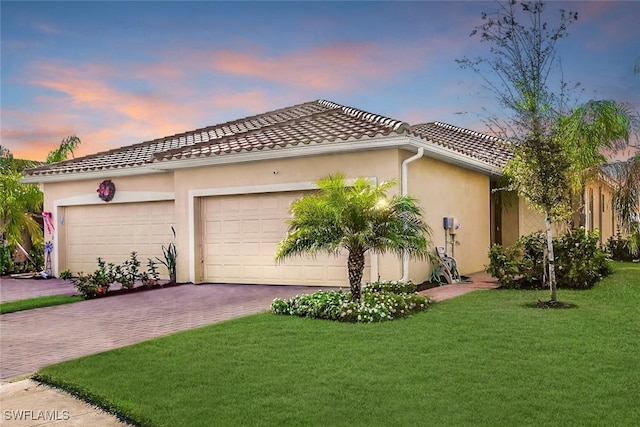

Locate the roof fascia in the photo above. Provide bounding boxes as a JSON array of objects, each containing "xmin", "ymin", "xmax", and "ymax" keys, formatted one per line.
[
  {"xmin": 20, "ymin": 134, "xmax": 505, "ymax": 184},
  {"xmin": 408, "ymin": 136, "xmax": 503, "ymax": 177},
  {"xmin": 150, "ymin": 136, "xmax": 410, "ymax": 171},
  {"xmin": 20, "ymin": 165, "xmax": 169, "ymax": 185}
]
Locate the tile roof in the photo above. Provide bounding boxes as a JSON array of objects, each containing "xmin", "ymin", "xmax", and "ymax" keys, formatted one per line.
[
  {"xmin": 410, "ymin": 122, "xmax": 513, "ymax": 169},
  {"xmin": 22, "ymin": 100, "xmax": 512, "ymax": 179},
  {"xmin": 23, "ymin": 100, "xmax": 409, "ymax": 178}
]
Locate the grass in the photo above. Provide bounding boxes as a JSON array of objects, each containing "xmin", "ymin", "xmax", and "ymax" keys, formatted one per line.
[
  {"xmin": 0, "ymin": 295, "xmax": 83, "ymax": 314},
  {"xmin": 36, "ymin": 262, "xmax": 640, "ymax": 426}
]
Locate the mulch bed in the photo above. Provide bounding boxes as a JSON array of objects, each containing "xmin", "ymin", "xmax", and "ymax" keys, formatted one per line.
[{"xmin": 85, "ymin": 282, "xmax": 184, "ymax": 299}]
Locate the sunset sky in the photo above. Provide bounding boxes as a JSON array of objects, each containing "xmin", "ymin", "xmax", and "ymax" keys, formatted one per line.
[{"xmin": 2, "ymin": 1, "xmax": 639, "ymax": 162}]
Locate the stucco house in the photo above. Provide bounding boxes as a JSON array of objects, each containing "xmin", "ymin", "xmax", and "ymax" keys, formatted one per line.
[{"xmin": 21, "ymin": 99, "xmax": 618, "ymax": 286}]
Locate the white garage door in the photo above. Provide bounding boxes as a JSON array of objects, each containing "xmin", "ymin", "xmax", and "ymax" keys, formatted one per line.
[
  {"xmin": 202, "ymin": 192, "xmax": 370, "ymax": 286},
  {"xmin": 63, "ymin": 201, "xmax": 175, "ymax": 274}
]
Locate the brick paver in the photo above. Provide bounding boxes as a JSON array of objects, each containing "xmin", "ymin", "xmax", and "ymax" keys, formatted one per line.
[
  {"xmin": 0, "ymin": 273, "xmax": 499, "ymax": 381},
  {"xmin": 0, "ymin": 277, "xmax": 77, "ymax": 303},
  {"xmin": 0, "ymin": 273, "xmax": 499, "ymax": 426},
  {"xmin": 0, "ymin": 283, "xmax": 320, "ymax": 381}
]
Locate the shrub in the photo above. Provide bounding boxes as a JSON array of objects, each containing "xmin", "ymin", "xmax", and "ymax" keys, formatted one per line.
[
  {"xmin": 112, "ymin": 252, "xmax": 140, "ymax": 289},
  {"xmin": 67, "ymin": 270, "xmax": 111, "ymax": 299},
  {"xmin": 271, "ymin": 282, "xmax": 431, "ymax": 323},
  {"xmin": 363, "ymin": 280, "xmax": 417, "ymax": 294},
  {"xmin": 486, "ymin": 243, "xmax": 521, "ymax": 288},
  {"xmin": 0, "ymin": 245, "xmax": 14, "ymax": 276},
  {"xmin": 606, "ymin": 231, "xmax": 637, "ymax": 261},
  {"xmin": 554, "ymin": 229, "xmax": 612, "ymax": 288},
  {"xmin": 486, "ymin": 228, "xmax": 611, "ymax": 290},
  {"xmin": 60, "ymin": 253, "xmax": 166, "ymax": 299}
]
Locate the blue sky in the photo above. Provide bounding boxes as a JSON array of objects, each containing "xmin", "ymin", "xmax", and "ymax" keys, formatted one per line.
[{"xmin": 2, "ymin": 1, "xmax": 639, "ymax": 161}]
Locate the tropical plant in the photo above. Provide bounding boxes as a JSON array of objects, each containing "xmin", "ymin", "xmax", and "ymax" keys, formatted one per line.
[
  {"xmin": 0, "ymin": 169, "xmax": 44, "ymax": 247},
  {"xmin": 0, "ymin": 137, "xmax": 82, "ymax": 274},
  {"xmin": 45, "ymin": 135, "xmax": 81, "ymax": 164},
  {"xmin": 156, "ymin": 227, "xmax": 177, "ymax": 283},
  {"xmin": 275, "ymin": 174, "xmax": 432, "ymax": 301},
  {"xmin": 459, "ymin": 0, "xmax": 639, "ymax": 302}
]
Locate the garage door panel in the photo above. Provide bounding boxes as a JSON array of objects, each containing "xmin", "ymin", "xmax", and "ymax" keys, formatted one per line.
[
  {"xmin": 202, "ymin": 192, "xmax": 369, "ymax": 286},
  {"xmin": 64, "ymin": 201, "xmax": 175, "ymax": 275}
]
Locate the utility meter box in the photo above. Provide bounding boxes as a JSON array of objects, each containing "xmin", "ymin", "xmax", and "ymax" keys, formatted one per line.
[{"xmin": 443, "ymin": 217, "xmax": 454, "ymax": 230}]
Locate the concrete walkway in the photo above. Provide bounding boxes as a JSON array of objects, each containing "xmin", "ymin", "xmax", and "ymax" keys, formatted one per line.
[{"xmin": 0, "ymin": 273, "xmax": 497, "ymax": 426}]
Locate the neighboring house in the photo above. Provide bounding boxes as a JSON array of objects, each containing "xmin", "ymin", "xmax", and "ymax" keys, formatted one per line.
[
  {"xmin": 21, "ymin": 99, "xmax": 615, "ymax": 286},
  {"xmin": 496, "ymin": 171, "xmax": 621, "ymax": 248}
]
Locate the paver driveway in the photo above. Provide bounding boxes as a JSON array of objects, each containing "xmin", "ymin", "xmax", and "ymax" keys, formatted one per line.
[{"xmin": 0, "ymin": 283, "xmax": 320, "ymax": 381}]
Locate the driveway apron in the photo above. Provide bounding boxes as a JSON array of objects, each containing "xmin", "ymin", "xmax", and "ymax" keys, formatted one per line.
[{"xmin": 0, "ymin": 283, "xmax": 319, "ymax": 381}]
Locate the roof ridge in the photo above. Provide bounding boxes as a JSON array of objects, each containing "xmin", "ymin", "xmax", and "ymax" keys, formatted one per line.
[
  {"xmin": 23, "ymin": 100, "xmax": 326, "ymax": 176},
  {"xmin": 152, "ymin": 104, "xmax": 393, "ymax": 162},
  {"xmin": 129, "ymin": 99, "xmax": 324, "ymax": 148},
  {"xmin": 317, "ymin": 100, "xmax": 410, "ymax": 132},
  {"xmin": 428, "ymin": 121, "xmax": 508, "ymax": 144}
]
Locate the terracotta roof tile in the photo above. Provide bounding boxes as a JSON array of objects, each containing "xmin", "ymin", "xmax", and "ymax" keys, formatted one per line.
[
  {"xmin": 410, "ymin": 122, "xmax": 513, "ymax": 169},
  {"xmin": 23, "ymin": 100, "xmax": 408, "ymax": 177},
  {"xmin": 23, "ymin": 100, "xmax": 513, "ymax": 179}
]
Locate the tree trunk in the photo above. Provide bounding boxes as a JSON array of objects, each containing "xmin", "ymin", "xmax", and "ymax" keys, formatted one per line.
[
  {"xmin": 347, "ymin": 250, "xmax": 365, "ymax": 301},
  {"xmin": 544, "ymin": 213, "xmax": 558, "ymax": 302}
]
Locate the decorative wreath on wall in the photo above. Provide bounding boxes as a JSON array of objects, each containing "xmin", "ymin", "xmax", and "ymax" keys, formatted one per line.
[{"xmin": 97, "ymin": 180, "xmax": 116, "ymax": 202}]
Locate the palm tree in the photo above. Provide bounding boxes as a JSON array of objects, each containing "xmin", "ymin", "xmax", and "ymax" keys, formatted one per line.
[
  {"xmin": 0, "ymin": 137, "xmax": 82, "ymax": 273},
  {"xmin": 45, "ymin": 135, "xmax": 81, "ymax": 164},
  {"xmin": 275, "ymin": 174, "xmax": 432, "ymax": 301},
  {"xmin": 0, "ymin": 169, "xmax": 44, "ymax": 247}
]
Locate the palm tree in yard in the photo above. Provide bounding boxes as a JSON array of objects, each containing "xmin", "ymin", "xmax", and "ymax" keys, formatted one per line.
[
  {"xmin": 1, "ymin": 137, "xmax": 82, "ymax": 273},
  {"xmin": 275, "ymin": 174, "xmax": 432, "ymax": 301}
]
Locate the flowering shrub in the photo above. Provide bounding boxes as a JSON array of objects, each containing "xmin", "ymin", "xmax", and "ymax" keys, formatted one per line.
[
  {"xmin": 271, "ymin": 281, "xmax": 432, "ymax": 323},
  {"xmin": 363, "ymin": 280, "xmax": 417, "ymax": 294}
]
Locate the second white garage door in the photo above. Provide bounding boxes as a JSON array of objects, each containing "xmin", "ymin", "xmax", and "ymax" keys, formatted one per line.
[{"xmin": 201, "ymin": 192, "xmax": 370, "ymax": 286}]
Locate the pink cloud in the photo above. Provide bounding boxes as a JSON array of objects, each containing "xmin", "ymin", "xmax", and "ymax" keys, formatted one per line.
[
  {"xmin": 3, "ymin": 39, "xmax": 432, "ymax": 161},
  {"xmin": 209, "ymin": 43, "xmax": 421, "ymax": 90}
]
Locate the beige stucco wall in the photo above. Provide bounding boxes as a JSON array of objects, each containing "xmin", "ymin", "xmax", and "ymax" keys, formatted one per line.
[
  {"xmin": 42, "ymin": 173, "xmax": 175, "ymax": 275},
  {"xmin": 498, "ymin": 177, "xmax": 618, "ymax": 248},
  {"xmin": 406, "ymin": 154, "xmax": 491, "ymax": 281},
  {"xmin": 173, "ymin": 149, "xmax": 404, "ymax": 283},
  {"xmin": 42, "ymin": 148, "xmax": 500, "ymax": 286},
  {"xmin": 584, "ymin": 180, "xmax": 617, "ymax": 243}
]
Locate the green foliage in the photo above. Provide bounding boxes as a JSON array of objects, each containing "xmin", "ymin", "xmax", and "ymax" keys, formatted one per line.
[
  {"xmin": 0, "ymin": 242, "xmax": 45, "ymax": 275},
  {"xmin": 460, "ymin": 1, "xmax": 638, "ymax": 303},
  {"xmin": 605, "ymin": 231, "xmax": 638, "ymax": 261},
  {"xmin": 143, "ymin": 258, "xmax": 160, "ymax": 286},
  {"xmin": 156, "ymin": 227, "xmax": 177, "ymax": 283},
  {"xmin": 112, "ymin": 252, "xmax": 140, "ymax": 289},
  {"xmin": 45, "ymin": 135, "xmax": 81, "ymax": 164},
  {"xmin": 486, "ymin": 243, "xmax": 520, "ymax": 288},
  {"xmin": 486, "ymin": 229, "xmax": 611, "ymax": 290},
  {"xmin": 276, "ymin": 173, "xmax": 432, "ymax": 301},
  {"xmin": 0, "ymin": 169, "xmax": 44, "ymax": 247},
  {"xmin": 68, "ymin": 271, "xmax": 111, "ymax": 299},
  {"xmin": 30, "ymin": 241, "xmax": 45, "ymax": 271},
  {"xmin": 61, "ymin": 252, "xmax": 166, "ymax": 299},
  {"xmin": 363, "ymin": 280, "xmax": 417, "ymax": 294},
  {"xmin": 271, "ymin": 282, "xmax": 431, "ymax": 323},
  {"xmin": 1, "ymin": 295, "xmax": 83, "ymax": 315},
  {"xmin": 0, "ymin": 245, "xmax": 15, "ymax": 276},
  {"xmin": 33, "ymin": 263, "xmax": 640, "ymax": 427}
]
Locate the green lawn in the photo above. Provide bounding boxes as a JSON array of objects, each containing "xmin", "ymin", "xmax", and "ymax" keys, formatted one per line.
[
  {"xmin": 36, "ymin": 262, "xmax": 640, "ymax": 427},
  {"xmin": 0, "ymin": 295, "xmax": 83, "ymax": 314}
]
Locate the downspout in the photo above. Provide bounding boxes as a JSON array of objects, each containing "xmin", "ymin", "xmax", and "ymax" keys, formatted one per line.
[{"xmin": 400, "ymin": 147, "xmax": 424, "ymax": 281}]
